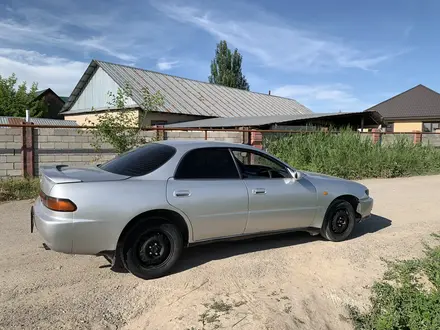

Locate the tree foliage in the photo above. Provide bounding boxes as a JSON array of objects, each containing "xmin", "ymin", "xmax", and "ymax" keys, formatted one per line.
[
  {"xmin": 209, "ymin": 40, "xmax": 250, "ymax": 91},
  {"xmin": 85, "ymin": 83, "xmax": 165, "ymax": 154},
  {"xmin": 0, "ymin": 73, "xmax": 48, "ymax": 117}
]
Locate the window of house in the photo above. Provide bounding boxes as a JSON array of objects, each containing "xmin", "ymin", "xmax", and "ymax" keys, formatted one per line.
[
  {"xmin": 423, "ymin": 122, "xmax": 440, "ymax": 132},
  {"xmin": 175, "ymin": 148, "xmax": 240, "ymax": 179},
  {"xmin": 386, "ymin": 123, "xmax": 394, "ymax": 132}
]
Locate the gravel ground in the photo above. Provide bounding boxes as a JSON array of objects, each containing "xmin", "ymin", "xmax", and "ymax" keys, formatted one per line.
[{"xmin": 1, "ymin": 175, "xmax": 440, "ymax": 330}]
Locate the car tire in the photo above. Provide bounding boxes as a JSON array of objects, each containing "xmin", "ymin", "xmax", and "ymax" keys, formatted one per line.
[
  {"xmin": 321, "ymin": 200, "xmax": 356, "ymax": 242},
  {"xmin": 120, "ymin": 218, "xmax": 183, "ymax": 280}
]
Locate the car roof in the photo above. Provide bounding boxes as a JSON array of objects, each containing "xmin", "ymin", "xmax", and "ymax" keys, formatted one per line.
[{"xmin": 155, "ymin": 139, "xmax": 255, "ymax": 150}]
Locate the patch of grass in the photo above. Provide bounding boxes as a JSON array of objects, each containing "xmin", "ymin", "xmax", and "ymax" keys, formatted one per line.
[
  {"xmin": 284, "ymin": 305, "xmax": 292, "ymax": 314},
  {"xmin": 264, "ymin": 129, "xmax": 440, "ymax": 180},
  {"xmin": 349, "ymin": 233, "xmax": 440, "ymax": 330},
  {"xmin": 209, "ymin": 300, "xmax": 233, "ymax": 314},
  {"xmin": 0, "ymin": 178, "xmax": 39, "ymax": 202}
]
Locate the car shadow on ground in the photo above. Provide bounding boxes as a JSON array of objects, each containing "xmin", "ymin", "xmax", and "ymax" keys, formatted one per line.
[
  {"xmin": 171, "ymin": 213, "xmax": 392, "ymax": 275},
  {"xmin": 106, "ymin": 214, "xmax": 391, "ymax": 276}
]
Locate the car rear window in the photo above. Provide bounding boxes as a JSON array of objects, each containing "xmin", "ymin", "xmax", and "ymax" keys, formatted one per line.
[{"xmin": 99, "ymin": 143, "xmax": 176, "ymax": 176}]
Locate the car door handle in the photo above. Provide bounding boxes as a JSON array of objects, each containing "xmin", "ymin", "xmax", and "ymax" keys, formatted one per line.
[
  {"xmin": 252, "ymin": 188, "xmax": 266, "ymax": 195},
  {"xmin": 174, "ymin": 190, "xmax": 191, "ymax": 197}
]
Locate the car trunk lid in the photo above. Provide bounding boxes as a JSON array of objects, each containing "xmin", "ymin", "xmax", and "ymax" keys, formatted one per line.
[{"xmin": 40, "ymin": 165, "xmax": 129, "ymax": 195}]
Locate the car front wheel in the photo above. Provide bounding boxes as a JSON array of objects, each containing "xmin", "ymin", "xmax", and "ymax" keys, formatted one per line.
[
  {"xmin": 321, "ymin": 200, "xmax": 356, "ymax": 242},
  {"xmin": 120, "ymin": 219, "xmax": 183, "ymax": 280}
]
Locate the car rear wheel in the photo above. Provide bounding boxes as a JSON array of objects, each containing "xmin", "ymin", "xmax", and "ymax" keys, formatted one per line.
[
  {"xmin": 321, "ymin": 200, "xmax": 355, "ymax": 242},
  {"xmin": 120, "ymin": 218, "xmax": 183, "ymax": 279}
]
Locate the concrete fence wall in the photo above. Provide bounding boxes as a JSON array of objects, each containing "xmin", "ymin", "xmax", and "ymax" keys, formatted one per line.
[
  {"xmin": 1, "ymin": 126, "xmax": 440, "ymax": 179},
  {"xmin": 0, "ymin": 127, "xmax": 244, "ymax": 178}
]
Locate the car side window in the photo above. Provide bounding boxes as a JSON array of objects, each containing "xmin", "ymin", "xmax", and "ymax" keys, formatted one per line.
[
  {"xmin": 175, "ymin": 148, "xmax": 240, "ymax": 179},
  {"xmin": 232, "ymin": 150, "xmax": 290, "ymax": 179}
]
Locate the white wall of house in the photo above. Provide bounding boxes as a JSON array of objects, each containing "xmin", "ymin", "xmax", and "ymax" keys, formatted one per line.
[{"xmin": 70, "ymin": 67, "xmax": 137, "ymax": 113}]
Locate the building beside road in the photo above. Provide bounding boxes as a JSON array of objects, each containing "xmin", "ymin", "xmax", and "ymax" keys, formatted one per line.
[
  {"xmin": 60, "ymin": 60, "xmax": 313, "ymax": 127},
  {"xmin": 365, "ymin": 84, "xmax": 440, "ymax": 133}
]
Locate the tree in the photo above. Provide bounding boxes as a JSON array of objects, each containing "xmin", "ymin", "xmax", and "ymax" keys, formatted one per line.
[
  {"xmin": 85, "ymin": 83, "xmax": 165, "ymax": 154},
  {"xmin": 209, "ymin": 40, "xmax": 250, "ymax": 91},
  {"xmin": 0, "ymin": 73, "xmax": 48, "ymax": 117}
]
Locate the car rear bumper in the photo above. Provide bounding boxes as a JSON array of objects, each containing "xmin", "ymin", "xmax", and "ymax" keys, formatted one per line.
[
  {"xmin": 32, "ymin": 198, "xmax": 119, "ymax": 255},
  {"xmin": 356, "ymin": 197, "xmax": 374, "ymax": 220},
  {"xmin": 32, "ymin": 198, "xmax": 74, "ymax": 253}
]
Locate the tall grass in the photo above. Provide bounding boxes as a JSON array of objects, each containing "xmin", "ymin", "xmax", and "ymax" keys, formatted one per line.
[{"xmin": 264, "ymin": 129, "xmax": 440, "ymax": 179}]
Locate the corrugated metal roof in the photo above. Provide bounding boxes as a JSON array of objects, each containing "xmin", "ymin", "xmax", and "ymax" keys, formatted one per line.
[
  {"xmin": 61, "ymin": 60, "xmax": 313, "ymax": 117},
  {"xmin": 365, "ymin": 85, "xmax": 440, "ymax": 120},
  {"xmin": 165, "ymin": 111, "xmax": 382, "ymax": 128},
  {"xmin": 0, "ymin": 116, "xmax": 79, "ymax": 126}
]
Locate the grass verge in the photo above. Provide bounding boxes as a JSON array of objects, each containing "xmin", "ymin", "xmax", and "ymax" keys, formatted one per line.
[
  {"xmin": 264, "ymin": 129, "xmax": 440, "ymax": 180},
  {"xmin": 0, "ymin": 178, "xmax": 40, "ymax": 202},
  {"xmin": 349, "ymin": 233, "xmax": 440, "ymax": 330}
]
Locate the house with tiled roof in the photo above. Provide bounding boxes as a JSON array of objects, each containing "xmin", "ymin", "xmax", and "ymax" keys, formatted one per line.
[{"xmin": 365, "ymin": 84, "xmax": 440, "ymax": 132}]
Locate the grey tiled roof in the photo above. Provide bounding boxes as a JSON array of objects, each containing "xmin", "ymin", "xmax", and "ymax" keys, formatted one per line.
[
  {"xmin": 365, "ymin": 85, "xmax": 440, "ymax": 120},
  {"xmin": 61, "ymin": 60, "xmax": 312, "ymax": 117}
]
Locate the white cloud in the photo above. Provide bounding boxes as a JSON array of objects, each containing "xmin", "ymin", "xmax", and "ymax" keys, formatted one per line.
[
  {"xmin": 153, "ymin": 2, "xmax": 403, "ymax": 72},
  {"xmin": 156, "ymin": 59, "xmax": 180, "ymax": 71},
  {"xmin": 0, "ymin": 9, "xmax": 137, "ymax": 63},
  {"xmin": 0, "ymin": 48, "xmax": 88, "ymax": 95},
  {"xmin": 272, "ymin": 84, "xmax": 371, "ymax": 112}
]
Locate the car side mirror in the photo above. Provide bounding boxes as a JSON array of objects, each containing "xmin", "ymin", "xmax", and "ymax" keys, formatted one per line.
[{"xmin": 288, "ymin": 168, "xmax": 302, "ymax": 180}]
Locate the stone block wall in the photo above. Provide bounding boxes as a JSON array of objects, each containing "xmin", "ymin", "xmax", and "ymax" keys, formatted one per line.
[{"xmin": 0, "ymin": 127, "xmax": 244, "ymax": 178}]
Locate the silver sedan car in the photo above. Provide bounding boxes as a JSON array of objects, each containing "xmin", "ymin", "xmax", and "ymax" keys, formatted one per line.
[{"xmin": 31, "ymin": 140, "xmax": 373, "ymax": 279}]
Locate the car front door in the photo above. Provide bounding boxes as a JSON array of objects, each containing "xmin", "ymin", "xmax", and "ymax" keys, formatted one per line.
[
  {"xmin": 231, "ymin": 149, "xmax": 318, "ymax": 234},
  {"xmin": 166, "ymin": 147, "xmax": 249, "ymax": 242}
]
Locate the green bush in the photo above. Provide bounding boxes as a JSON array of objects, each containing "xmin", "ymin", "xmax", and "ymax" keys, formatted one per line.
[
  {"xmin": 0, "ymin": 178, "xmax": 40, "ymax": 202},
  {"xmin": 349, "ymin": 234, "xmax": 440, "ymax": 330},
  {"xmin": 264, "ymin": 129, "xmax": 440, "ymax": 179}
]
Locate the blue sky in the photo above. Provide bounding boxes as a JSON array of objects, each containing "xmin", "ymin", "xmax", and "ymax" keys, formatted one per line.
[{"xmin": 0, "ymin": 0, "xmax": 439, "ymax": 113}]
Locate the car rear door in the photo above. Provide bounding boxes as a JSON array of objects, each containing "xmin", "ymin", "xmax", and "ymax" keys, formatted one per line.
[
  {"xmin": 166, "ymin": 147, "xmax": 249, "ymax": 241},
  {"xmin": 231, "ymin": 149, "xmax": 318, "ymax": 234}
]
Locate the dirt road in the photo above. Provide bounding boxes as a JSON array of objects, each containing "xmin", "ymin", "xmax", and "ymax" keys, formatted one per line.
[{"xmin": 1, "ymin": 175, "xmax": 440, "ymax": 330}]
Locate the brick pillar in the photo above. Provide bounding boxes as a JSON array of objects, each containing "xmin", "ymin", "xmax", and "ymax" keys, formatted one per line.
[
  {"xmin": 372, "ymin": 128, "xmax": 382, "ymax": 144},
  {"xmin": 250, "ymin": 131, "xmax": 263, "ymax": 149},
  {"xmin": 413, "ymin": 130, "xmax": 422, "ymax": 144},
  {"xmin": 21, "ymin": 122, "xmax": 35, "ymax": 178}
]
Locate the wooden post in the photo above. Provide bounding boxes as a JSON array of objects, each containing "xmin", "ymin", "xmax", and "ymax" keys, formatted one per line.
[
  {"xmin": 156, "ymin": 125, "xmax": 165, "ymax": 140},
  {"xmin": 204, "ymin": 130, "xmax": 208, "ymax": 140},
  {"xmin": 21, "ymin": 122, "xmax": 35, "ymax": 178}
]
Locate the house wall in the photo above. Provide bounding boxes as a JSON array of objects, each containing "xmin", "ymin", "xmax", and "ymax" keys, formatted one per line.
[
  {"xmin": 393, "ymin": 121, "xmax": 423, "ymax": 132},
  {"xmin": 66, "ymin": 111, "xmax": 207, "ymax": 127},
  {"xmin": 65, "ymin": 110, "xmax": 140, "ymax": 126},
  {"xmin": 69, "ymin": 67, "xmax": 137, "ymax": 113}
]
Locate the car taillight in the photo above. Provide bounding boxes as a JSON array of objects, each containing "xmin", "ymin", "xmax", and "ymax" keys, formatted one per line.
[{"xmin": 39, "ymin": 191, "xmax": 77, "ymax": 212}]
